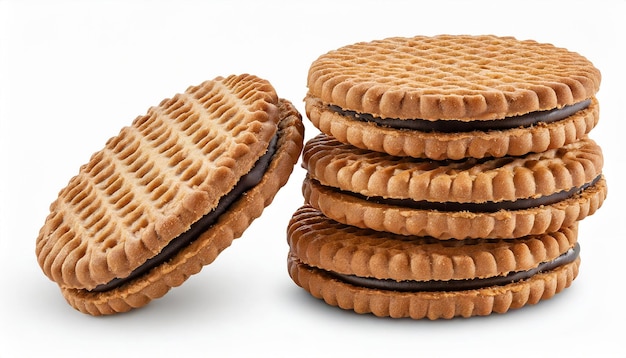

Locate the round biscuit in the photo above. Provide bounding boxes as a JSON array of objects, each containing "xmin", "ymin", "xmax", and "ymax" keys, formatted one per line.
[
  {"xmin": 308, "ymin": 34, "xmax": 600, "ymax": 120},
  {"xmin": 59, "ymin": 99, "xmax": 304, "ymax": 315}
]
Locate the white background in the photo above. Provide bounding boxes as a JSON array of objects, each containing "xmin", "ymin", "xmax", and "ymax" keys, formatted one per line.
[{"xmin": 1, "ymin": 1, "xmax": 624, "ymax": 357}]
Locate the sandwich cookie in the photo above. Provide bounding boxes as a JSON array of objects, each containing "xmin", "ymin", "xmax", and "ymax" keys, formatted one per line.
[
  {"xmin": 305, "ymin": 34, "xmax": 601, "ymax": 160},
  {"xmin": 287, "ymin": 205, "xmax": 581, "ymax": 319},
  {"xmin": 36, "ymin": 74, "xmax": 305, "ymax": 315},
  {"xmin": 302, "ymin": 134, "xmax": 605, "ymax": 239}
]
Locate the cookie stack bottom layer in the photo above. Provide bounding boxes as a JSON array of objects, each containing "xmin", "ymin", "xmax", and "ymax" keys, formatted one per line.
[
  {"xmin": 288, "ymin": 206, "xmax": 580, "ymax": 320},
  {"xmin": 287, "ymin": 134, "xmax": 606, "ymax": 320}
]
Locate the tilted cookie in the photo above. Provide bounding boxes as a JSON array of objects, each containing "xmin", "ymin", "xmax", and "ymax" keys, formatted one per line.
[
  {"xmin": 305, "ymin": 34, "xmax": 601, "ymax": 160},
  {"xmin": 36, "ymin": 74, "xmax": 305, "ymax": 315},
  {"xmin": 288, "ymin": 205, "xmax": 580, "ymax": 319},
  {"xmin": 302, "ymin": 134, "xmax": 606, "ymax": 239}
]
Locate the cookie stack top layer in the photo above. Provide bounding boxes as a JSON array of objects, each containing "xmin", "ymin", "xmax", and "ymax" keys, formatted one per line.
[
  {"xmin": 305, "ymin": 35, "xmax": 601, "ymax": 160},
  {"xmin": 307, "ymin": 34, "xmax": 601, "ymax": 120}
]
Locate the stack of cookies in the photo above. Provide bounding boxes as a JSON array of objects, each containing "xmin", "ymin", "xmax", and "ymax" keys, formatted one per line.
[{"xmin": 287, "ymin": 35, "xmax": 607, "ymax": 319}]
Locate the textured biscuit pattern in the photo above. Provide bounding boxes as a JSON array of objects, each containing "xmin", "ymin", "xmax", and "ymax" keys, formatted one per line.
[
  {"xmin": 288, "ymin": 205, "xmax": 578, "ymax": 281},
  {"xmin": 288, "ymin": 254, "xmax": 579, "ymax": 320},
  {"xmin": 307, "ymin": 35, "xmax": 601, "ymax": 120},
  {"xmin": 60, "ymin": 99, "xmax": 305, "ymax": 315},
  {"xmin": 36, "ymin": 74, "xmax": 282, "ymax": 291},
  {"xmin": 303, "ymin": 175, "xmax": 606, "ymax": 239},
  {"xmin": 303, "ymin": 134, "xmax": 604, "ymax": 203},
  {"xmin": 305, "ymin": 96, "xmax": 599, "ymax": 160}
]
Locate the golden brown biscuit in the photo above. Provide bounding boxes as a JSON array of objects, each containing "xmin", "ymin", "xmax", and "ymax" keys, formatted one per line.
[
  {"xmin": 36, "ymin": 75, "xmax": 305, "ymax": 315},
  {"xmin": 302, "ymin": 134, "xmax": 606, "ymax": 239},
  {"xmin": 305, "ymin": 35, "xmax": 601, "ymax": 160},
  {"xmin": 287, "ymin": 205, "xmax": 580, "ymax": 319}
]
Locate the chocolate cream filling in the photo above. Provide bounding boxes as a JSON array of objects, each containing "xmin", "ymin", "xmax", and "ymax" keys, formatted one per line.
[
  {"xmin": 330, "ymin": 243, "xmax": 579, "ymax": 292},
  {"xmin": 331, "ymin": 175, "xmax": 601, "ymax": 213},
  {"xmin": 91, "ymin": 134, "xmax": 279, "ymax": 292},
  {"xmin": 329, "ymin": 99, "xmax": 591, "ymax": 133}
]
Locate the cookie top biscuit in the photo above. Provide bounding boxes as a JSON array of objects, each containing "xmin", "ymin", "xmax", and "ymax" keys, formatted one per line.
[
  {"xmin": 307, "ymin": 34, "xmax": 600, "ymax": 120},
  {"xmin": 37, "ymin": 74, "xmax": 282, "ymax": 290},
  {"xmin": 303, "ymin": 134, "xmax": 603, "ymax": 204}
]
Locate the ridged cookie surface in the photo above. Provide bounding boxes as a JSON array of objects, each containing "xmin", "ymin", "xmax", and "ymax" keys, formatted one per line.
[
  {"xmin": 308, "ymin": 35, "xmax": 600, "ymax": 120},
  {"xmin": 61, "ymin": 100, "xmax": 304, "ymax": 315},
  {"xmin": 36, "ymin": 75, "xmax": 303, "ymax": 309},
  {"xmin": 303, "ymin": 134, "xmax": 603, "ymax": 204}
]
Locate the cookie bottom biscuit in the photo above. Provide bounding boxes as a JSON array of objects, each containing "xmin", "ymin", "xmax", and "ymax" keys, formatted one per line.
[
  {"xmin": 303, "ymin": 176, "xmax": 607, "ymax": 239},
  {"xmin": 305, "ymin": 96, "xmax": 599, "ymax": 160},
  {"xmin": 60, "ymin": 100, "xmax": 304, "ymax": 315},
  {"xmin": 288, "ymin": 255, "xmax": 579, "ymax": 320}
]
